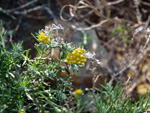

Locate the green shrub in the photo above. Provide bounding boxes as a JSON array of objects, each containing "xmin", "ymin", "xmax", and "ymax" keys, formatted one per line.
[
  {"xmin": 93, "ymin": 81, "xmax": 150, "ymax": 113},
  {"xmin": 0, "ymin": 22, "xmax": 150, "ymax": 113}
]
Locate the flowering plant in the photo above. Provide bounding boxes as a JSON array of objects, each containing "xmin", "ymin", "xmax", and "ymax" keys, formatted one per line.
[
  {"xmin": 0, "ymin": 23, "xmax": 90, "ymax": 112},
  {"xmin": 0, "ymin": 22, "xmax": 150, "ymax": 113}
]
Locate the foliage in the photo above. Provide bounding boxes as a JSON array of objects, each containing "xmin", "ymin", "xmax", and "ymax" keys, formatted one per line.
[
  {"xmin": 0, "ymin": 22, "xmax": 150, "ymax": 113},
  {"xmin": 93, "ymin": 81, "xmax": 150, "ymax": 113},
  {"xmin": 0, "ymin": 22, "xmax": 85, "ymax": 112}
]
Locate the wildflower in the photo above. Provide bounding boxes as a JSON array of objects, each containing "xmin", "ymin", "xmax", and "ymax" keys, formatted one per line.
[
  {"xmin": 38, "ymin": 32, "xmax": 50, "ymax": 44},
  {"xmin": 19, "ymin": 109, "xmax": 25, "ymax": 113},
  {"xmin": 65, "ymin": 48, "xmax": 86, "ymax": 65},
  {"xmin": 75, "ymin": 89, "xmax": 82, "ymax": 96}
]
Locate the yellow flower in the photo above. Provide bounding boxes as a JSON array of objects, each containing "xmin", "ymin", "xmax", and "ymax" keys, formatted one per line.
[
  {"xmin": 73, "ymin": 60, "xmax": 76, "ymax": 63},
  {"xmin": 43, "ymin": 39, "xmax": 50, "ymax": 44},
  {"xmin": 19, "ymin": 109, "xmax": 25, "ymax": 113},
  {"xmin": 38, "ymin": 36, "xmax": 42, "ymax": 42},
  {"xmin": 72, "ymin": 56, "xmax": 76, "ymax": 59},
  {"xmin": 81, "ymin": 62, "xmax": 85, "ymax": 65},
  {"xmin": 65, "ymin": 48, "xmax": 86, "ymax": 65},
  {"xmin": 76, "ymin": 58, "xmax": 80, "ymax": 61},
  {"xmin": 75, "ymin": 89, "xmax": 82, "ymax": 95},
  {"xmin": 38, "ymin": 32, "xmax": 50, "ymax": 44}
]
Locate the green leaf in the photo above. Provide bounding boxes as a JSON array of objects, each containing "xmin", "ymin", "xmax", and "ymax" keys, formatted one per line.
[
  {"xmin": 35, "ymin": 46, "xmax": 41, "ymax": 56},
  {"xmin": 31, "ymin": 33, "xmax": 38, "ymax": 42},
  {"xmin": 25, "ymin": 92, "xmax": 33, "ymax": 100},
  {"xmin": 22, "ymin": 49, "xmax": 31, "ymax": 66},
  {"xmin": 8, "ymin": 72, "xmax": 15, "ymax": 78}
]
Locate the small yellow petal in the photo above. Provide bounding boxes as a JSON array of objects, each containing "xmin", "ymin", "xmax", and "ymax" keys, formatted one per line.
[
  {"xmin": 45, "ymin": 36, "xmax": 48, "ymax": 39},
  {"xmin": 41, "ymin": 32, "xmax": 45, "ymax": 36},
  {"xmin": 83, "ymin": 56, "xmax": 86, "ymax": 59},
  {"xmin": 43, "ymin": 40, "xmax": 47, "ymax": 44},
  {"xmin": 38, "ymin": 38, "xmax": 42, "ymax": 42},
  {"xmin": 83, "ymin": 59, "xmax": 87, "ymax": 62},
  {"xmin": 67, "ymin": 57, "xmax": 70, "ymax": 60},
  {"xmin": 72, "ymin": 52, "xmax": 75, "ymax": 55},
  {"xmin": 81, "ymin": 49, "xmax": 85, "ymax": 53},
  {"xmin": 73, "ymin": 60, "xmax": 76, "ymax": 63},
  {"xmin": 81, "ymin": 62, "xmax": 85, "ymax": 65},
  {"xmin": 76, "ymin": 58, "xmax": 80, "ymax": 61},
  {"xmin": 78, "ymin": 50, "xmax": 82, "ymax": 54},
  {"xmin": 77, "ymin": 61, "xmax": 81, "ymax": 64},
  {"xmin": 46, "ymin": 39, "xmax": 50, "ymax": 44},
  {"xmin": 19, "ymin": 109, "xmax": 25, "ymax": 113},
  {"xmin": 68, "ymin": 53, "xmax": 71, "ymax": 56},
  {"xmin": 76, "ymin": 53, "xmax": 80, "ymax": 57},
  {"xmin": 72, "ymin": 56, "xmax": 76, "ymax": 59},
  {"xmin": 75, "ymin": 89, "xmax": 82, "ymax": 95}
]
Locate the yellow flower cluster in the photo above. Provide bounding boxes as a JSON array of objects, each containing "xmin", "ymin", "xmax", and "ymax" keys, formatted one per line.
[
  {"xmin": 65, "ymin": 48, "xmax": 87, "ymax": 65},
  {"xmin": 75, "ymin": 89, "xmax": 82, "ymax": 95},
  {"xmin": 38, "ymin": 32, "xmax": 50, "ymax": 44},
  {"xmin": 19, "ymin": 109, "xmax": 25, "ymax": 113}
]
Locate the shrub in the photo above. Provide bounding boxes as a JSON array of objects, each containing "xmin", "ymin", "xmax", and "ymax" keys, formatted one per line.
[{"xmin": 0, "ymin": 22, "xmax": 150, "ymax": 113}]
